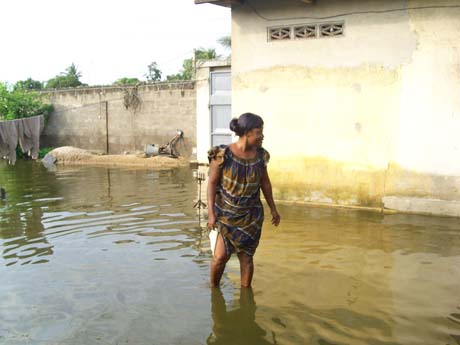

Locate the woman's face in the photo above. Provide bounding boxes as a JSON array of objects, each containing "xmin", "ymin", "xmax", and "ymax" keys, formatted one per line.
[{"xmin": 246, "ymin": 127, "xmax": 264, "ymax": 147}]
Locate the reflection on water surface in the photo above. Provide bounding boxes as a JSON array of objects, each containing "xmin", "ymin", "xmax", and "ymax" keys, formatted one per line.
[{"xmin": 1, "ymin": 161, "xmax": 459, "ymax": 345}]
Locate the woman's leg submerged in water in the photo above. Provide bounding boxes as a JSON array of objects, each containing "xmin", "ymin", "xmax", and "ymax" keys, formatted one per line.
[
  {"xmin": 237, "ymin": 252, "xmax": 254, "ymax": 288},
  {"xmin": 210, "ymin": 234, "xmax": 254, "ymax": 288},
  {"xmin": 210, "ymin": 233, "xmax": 229, "ymax": 287}
]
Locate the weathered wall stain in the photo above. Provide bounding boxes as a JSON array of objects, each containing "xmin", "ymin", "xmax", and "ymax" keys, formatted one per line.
[{"xmin": 269, "ymin": 156, "xmax": 386, "ymax": 207}]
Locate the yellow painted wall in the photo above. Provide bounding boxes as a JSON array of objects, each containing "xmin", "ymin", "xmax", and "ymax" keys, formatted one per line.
[{"xmin": 230, "ymin": 0, "xmax": 460, "ymax": 215}]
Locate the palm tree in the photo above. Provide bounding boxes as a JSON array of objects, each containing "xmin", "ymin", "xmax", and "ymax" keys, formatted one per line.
[
  {"xmin": 65, "ymin": 63, "xmax": 82, "ymax": 79},
  {"xmin": 218, "ymin": 36, "xmax": 231, "ymax": 49}
]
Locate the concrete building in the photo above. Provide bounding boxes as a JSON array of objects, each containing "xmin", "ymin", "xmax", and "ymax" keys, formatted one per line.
[
  {"xmin": 196, "ymin": 59, "xmax": 232, "ymax": 163},
  {"xmin": 195, "ymin": 0, "xmax": 460, "ymax": 217}
]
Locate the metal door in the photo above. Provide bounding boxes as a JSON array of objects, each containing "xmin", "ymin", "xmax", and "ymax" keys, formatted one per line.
[{"xmin": 210, "ymin": 71, "xmax": 232, "ymax": 147}]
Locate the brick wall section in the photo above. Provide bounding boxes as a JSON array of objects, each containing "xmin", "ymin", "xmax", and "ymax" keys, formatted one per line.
[{"xmin": 40, "ymin": 82, "xmax": 196, "ymax": 157}]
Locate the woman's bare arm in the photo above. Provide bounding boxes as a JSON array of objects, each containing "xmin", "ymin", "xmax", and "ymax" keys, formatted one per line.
[
  {"xmin": 207, "ymin": 159, "xmax": 221, "ymax": 229},
  {"xmin": 260, "ymin": 168, "xmax": 281, "ymax": 226}
]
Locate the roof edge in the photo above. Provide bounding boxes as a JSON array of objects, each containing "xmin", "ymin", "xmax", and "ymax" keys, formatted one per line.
[
  {"xmin": 194, "ymin": 0, "xmax": 243, "ymax": 7},
  {"xmin": 195, "ymin": 0, "xmax": 315, "ymax": 5}
]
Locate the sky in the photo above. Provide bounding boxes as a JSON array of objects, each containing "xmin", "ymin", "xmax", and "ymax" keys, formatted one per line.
[{"xmin": 0, "ymin": 0, "xmax": 231, "ymax": 86}]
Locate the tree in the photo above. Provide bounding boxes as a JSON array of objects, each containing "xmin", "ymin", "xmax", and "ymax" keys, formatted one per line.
[
  {"xmin": 14, "ymin": 78, "xmax": 43, "ymax": 91},
  {"xmin": 195, "ymin": 48, "xmax": 218, "ymax": 60},
  {"xmin": 113, "ymin": 77, "xmax": 140, "ymax": 86},
  {"xmin": 0, "ymin": 82, "xmax": 52, "ymax": 121},
  {"xmin": 45, "ymin": 63, "xmax": 86, "ymax": 89},
  {"xmin": 166, "ymin": 48, "xmax": 218, "ymax": 81},
  {"xmin": 145, "ymin": 62, "xmax": 162, "ymax": 82},
  {"xmin": 218, "ymin": 36, "xmax": 231, "ymax": 59},
  {"xmin": 218, "ymin": 36, "xmax": 231, "ymax": 49},
  {"xmin": 65, "ymin": 63, "xmax": 82, "ymax": 80}
]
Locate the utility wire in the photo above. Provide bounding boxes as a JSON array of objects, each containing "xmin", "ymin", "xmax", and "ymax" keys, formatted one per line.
[
  {"xmin": 246, "ymin": 1, "xmax": 460, "ymax": 21},
  {"xmin": 157, "ymin": 49, "xmax": 195, "ymax": 67}
]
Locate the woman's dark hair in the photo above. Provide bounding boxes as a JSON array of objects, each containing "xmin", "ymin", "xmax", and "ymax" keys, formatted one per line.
[{"xmin": 229, "ymin": 113, "xmax": 264, "ymax": 136}]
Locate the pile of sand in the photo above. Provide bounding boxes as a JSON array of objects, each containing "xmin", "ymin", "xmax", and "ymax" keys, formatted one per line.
[
  {"xmin": 47, "ymin": 147, "xmax": 92, "ymax": 162},
  {"xmin": 46, "ymin": 146, "xmax": 188, "ymax": 168}
]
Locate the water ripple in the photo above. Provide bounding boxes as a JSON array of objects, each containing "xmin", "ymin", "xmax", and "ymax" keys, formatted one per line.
[{"xmin": 0, "ymin": 164, "xmax": 202, "ymax": 267}]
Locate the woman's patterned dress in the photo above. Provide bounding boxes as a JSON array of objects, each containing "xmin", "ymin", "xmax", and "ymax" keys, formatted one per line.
[{"xmin": 208, "ymin": 145, "xmax": 270, "ymax": 256}]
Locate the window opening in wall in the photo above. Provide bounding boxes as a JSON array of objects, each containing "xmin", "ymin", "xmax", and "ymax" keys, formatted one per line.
[
  {"xmin": 294, "ymin": 25, "xmax": 317, "ymax": 39},
  {"xmin": 319, "ymin": 22, "xmax": 344, "ymax": 37},
  {"xmin": 268, "ymin": 27, "xmax": 291, "ymax": 41},
  {"xmin": 268, "ymin": 22, "xmax": 345, "ymax": 41}
]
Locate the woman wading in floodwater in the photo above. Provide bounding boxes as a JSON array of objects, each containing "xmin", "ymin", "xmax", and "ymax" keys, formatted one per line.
[{"xmin": 207, "ymin": 113, "xmax": 281, "ymax": 287}]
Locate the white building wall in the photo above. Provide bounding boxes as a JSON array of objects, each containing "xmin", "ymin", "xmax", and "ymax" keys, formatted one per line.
[{"xmin": 228, "ymin": 0, "xmax": 460, "ymax": 215}]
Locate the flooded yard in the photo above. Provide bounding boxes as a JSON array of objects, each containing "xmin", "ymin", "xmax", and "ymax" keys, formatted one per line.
[{"xmin": 1, "ymin": 161, "xmax": 459, "ymax": 345}]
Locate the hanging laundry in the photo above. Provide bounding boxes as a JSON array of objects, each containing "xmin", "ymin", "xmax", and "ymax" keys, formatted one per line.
[
  {"xmin": 17, "ymin": 116, "xmax": 44, "ymax": 160},
  {"xmin": 0, "ymin": 120, "xmax": 19, "ymax": 165},
  {"xmin": 0, "ymin": 115, "xmax": 45, "ymax": 165}
]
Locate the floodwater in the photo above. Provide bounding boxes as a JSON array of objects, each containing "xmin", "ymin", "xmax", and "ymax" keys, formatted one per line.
[{"xmin": 0, "ymin": 161, "xmax": 460, "ymax": 345}]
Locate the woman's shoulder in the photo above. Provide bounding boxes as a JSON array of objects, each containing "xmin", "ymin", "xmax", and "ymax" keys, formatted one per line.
[
  {"xmin": 207, "ymin": 145, "xmax": 228, "ymax": 165},
  {"xmin": 257, "ymin": 147, "xmax": 270, "ymax": 166},
  {"xmin": 257, "ymin": 146, "xmax": 269, "ymax": 154}
]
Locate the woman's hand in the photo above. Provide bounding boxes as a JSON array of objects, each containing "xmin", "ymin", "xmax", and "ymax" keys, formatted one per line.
[
  {"xmin": 271, "ymin": 209, "xmax": 281, "ymax": 226},
  {"xmin": 207, "ymin": 213, "xmax": 217, "ymax": 230}
]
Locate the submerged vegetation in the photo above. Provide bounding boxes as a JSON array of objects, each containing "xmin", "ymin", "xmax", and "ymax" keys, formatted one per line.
[{"xmin": 15, "ymin": 147, "xmax": 54, "ymax": 160}]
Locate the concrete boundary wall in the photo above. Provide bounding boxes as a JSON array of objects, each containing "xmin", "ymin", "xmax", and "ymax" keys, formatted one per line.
[{"xmin": 41, "ymin": 82, "xmax": 196, "ymax": 157}]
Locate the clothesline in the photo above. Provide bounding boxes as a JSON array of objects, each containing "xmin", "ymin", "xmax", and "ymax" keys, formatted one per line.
[{"xmin": 0, "ymin": 114, "xmax": 44, "ymax": 123}]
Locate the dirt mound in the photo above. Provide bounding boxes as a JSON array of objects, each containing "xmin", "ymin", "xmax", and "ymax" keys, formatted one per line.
[
  {"xmin": 48, "ymin": 147, "xmax": 92, "ymax": 162},
  {"xmin": 47, "ymin": 146, "xmax": 188, "ymax": 168}
]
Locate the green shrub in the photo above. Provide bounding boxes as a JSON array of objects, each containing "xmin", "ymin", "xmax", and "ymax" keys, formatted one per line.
[
  {"xmin": 45, "ymin": 63, "xmax": 86, "ymax": 89},
  {"xmin": 14, "ymin": 78, "xmax": 43, "ymax": 91},
  {"xmin": 38, "ymin": 147, "xmax": 54, "ymax": 159},
  {"xmin": 113, "ymin": 77, "xmax": 140, "ymax": 86},
  {"xmin": 0, "ymin": 82, "xmax": 53, "ymax": 122},
  {"xmin": 15, "ymin": 146, "xmax": 54, "ymax": 160}
]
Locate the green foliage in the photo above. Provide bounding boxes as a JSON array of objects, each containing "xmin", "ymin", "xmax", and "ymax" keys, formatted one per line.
[
  {"xmin": 15, "ymin": 146, "xmax": 25, "ymax": 159},
  {"xmin": 217, "ymin": 36, "xmax": 231, "ymax": 58},
  {"xmin": 165, "ymin": 69, "xmax": 181, "ymax": 81},
  {"xmin": 218, "ymin": 36, "xmax": 231, "ymax": 49},
  {"xmin": 1, "ymin": 82, "xmax": 53, "ymax": 161},
  {"xmin": 165, "ymin": 73, "xmax": 184, "ymax": 82},
  {"xmin": 166, "ymin": 48, "xmax": 218, "ymax": 81},
  {"xmin": 146, "ymin": 62, "xmax": 162, "ymax": 82},
  {"xmin": 195, "ymin": 48, "xmax": 218, "ymax": 60},
  {"xmin": 45, "ymin": 63, "xmax": 87, "ymax": 89},
  {"xmin": 46, "ymin": 75, "xmax": 79, "ymax": 89},
  {"xmin": 38, "ymin": 147, "xmax": 54, "ymax": 159},
  {"xmin": 15, "ymin": 146, "xmax": 54, "ymax": 159},
  {"xmin": 113, "ymin": 77, "xmax": 140, "ymax": 86},
  {"xmin": 0, "ymin": 83, "xmax": 53, "ymax": 121},
  {"xmin": 14, "ymin": 78, "xmax": 43, "ymax": 91}
]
